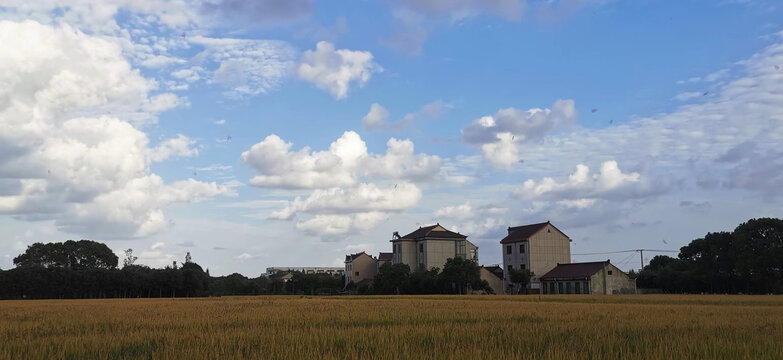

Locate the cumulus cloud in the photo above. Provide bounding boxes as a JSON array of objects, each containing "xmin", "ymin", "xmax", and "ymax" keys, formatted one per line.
[
  {"xmin": 149, "ymin": 135, "xmax": 199, "ymax": 162},
  {"xmin": 241, "ymin": 131, "xmax": 441, "ymax": 189},
  {"xmin": 515, "ymin": 161, "xmax": 658, "ymax": 201},
  {"xmin": 270, "ymin": 183, "xmax": 421, "ymax": 220},
  {"xmin": 362, "ymin": 100, "xmax": 445, "ymax": 131},
  {"xmin": 362, "ymin": 103, "xmax": 390, "ymax": 130},
  {"xmin": 0, "ymin": 20, "xmax": 229, "ymax": 238},
  {"xmin": 297, "ymin": 41, "xmax": 382, "ymax": 99},
  {"xmin": 461, "ymin": 99, "xmax": 576, "ymax": 167},
  {"xmin": 462, "ymin": 99, "xmax": 577, "ymax": 145}
]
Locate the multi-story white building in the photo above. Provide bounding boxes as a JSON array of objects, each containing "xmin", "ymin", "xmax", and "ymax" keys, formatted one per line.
[{"xmin": 500, "ymin": 221, "xmax": 571, "ymax": 293}]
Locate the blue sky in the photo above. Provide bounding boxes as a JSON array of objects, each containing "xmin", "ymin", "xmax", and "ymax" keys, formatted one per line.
[{"xmin": 1, "ymin": 0, "xmax": 782, "ymax": 275}]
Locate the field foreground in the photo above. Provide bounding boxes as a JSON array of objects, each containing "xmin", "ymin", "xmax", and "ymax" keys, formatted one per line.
[{"xmin": 1, "ymin": 295, "xmax": 783, "ymax": 359}]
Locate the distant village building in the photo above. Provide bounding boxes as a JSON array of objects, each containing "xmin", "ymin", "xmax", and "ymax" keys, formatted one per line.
[
  {"xmin": 265, "ymin": 267, "xmax": 344, "ymax": 277},
  {"xmin": 376, "ymin": 252, "xmax": 392, "ymax": 271},
  {"xmin": 540, "ymin": 261, "xmax": 636, "ymax": 294},
  {"xmin": 391, "ymin": 224, "xmax": 478, "ymax": 270},
  {"xmin": 500, "ymin": 221, "xmax": 571, "ymax": 294},
  {"xmin": 344, "ymin": 252, "xmax": 378, "ymax": 288},
  {"xmin": 480, "ymin": 265, "xmax": 506, "ymax": 295}
]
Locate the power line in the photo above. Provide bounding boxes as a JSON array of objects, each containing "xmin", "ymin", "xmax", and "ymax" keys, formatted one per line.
[{"xmin": 572, "ymin": 249, "xmax": 678, "ymax": 256}]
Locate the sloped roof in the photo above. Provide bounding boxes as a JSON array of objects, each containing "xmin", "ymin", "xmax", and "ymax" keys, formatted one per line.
[
  {"xmin": 540, "ymin": 261, "xmax": 608, "ymax": 280},
  {"xmin": 399, "ymin": 224, "xmax": 466, "ymax": 240},
  {"xmin": 500, "ymin": 221, "xmax": 570, "ymax": 244},
  {"xmin": 482, "ymin": 265, "xmax": 504, "ymax": 280},
  {"xmin": 345, "ymin": 251, "xmax": 370, "ymax": 262},
  {"xmin": 377, "ymin": 252, "xmax": 393, "ymax": 261}
]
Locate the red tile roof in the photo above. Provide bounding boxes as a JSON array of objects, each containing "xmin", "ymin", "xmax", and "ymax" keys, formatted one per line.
[
  {"xmin": 540, "ymin": 261, "xmax": 609, "ymax": 280},
  {"xmin": 399, "ymin": 224, "xmax": 466, "ymax": 240},
  {"xmin": 377, "ymin": 252, "xmax": 393, "ymax": 261}
]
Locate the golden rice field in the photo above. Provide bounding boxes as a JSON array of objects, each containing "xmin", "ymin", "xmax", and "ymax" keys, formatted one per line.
[{"xmin": 2, "ymin": 295, "xmax": 783, "ymax": 359}]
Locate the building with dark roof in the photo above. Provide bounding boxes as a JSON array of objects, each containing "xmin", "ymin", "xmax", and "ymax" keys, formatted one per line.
[
  {"xmin": 480, "ymin": 265, "xmax": 505, "ymax": 295},
  {"xmin": 391, "ymin": 224, "xmax": 477, "ymax": 270},
  {"xmin": 376, "ymin": 252, "xmax": 393, "ymax": 271},
  {"xmin": 540, "ymin": 260, "xmax": 636, "ymax": 294},
  {"xmin": 501, "ymin": 221, "xmax": 571, "ymax": 293}
]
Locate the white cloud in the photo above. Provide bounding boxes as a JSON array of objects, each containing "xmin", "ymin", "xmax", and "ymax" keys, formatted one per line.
[
  {"xmin": 242, "ymin": 131, "xmax": 441, "ymax": 189},
  {"xmin": 362, "ymin": 103, "xmax": 390, "ymax": 130},
  {"xmin": 516, "ymin": 161, "xmax": 650, "ymax": 202},
  {"xmin": 362, "ymin": 100, "xmax": 445, "ymax": 131},
  {"xmin": 673, "ymin": 92, "xmax": 704, "ymax": 101},
  {"xmin": 297, "ymin": 41, "xmax": 382, "ymax": 99},
  {"xmin": 0, "ymin": 20, "xmax": 229, "ymax": 238},
  {"xmin": 435, "ymin": 202, "xmax": 474, "ymax": 220},
  {"xmin": 149, "ymin": 135, "xmax": 199, "ymax": 162},
  {"xmin": 271, "ymin": 183, "xmax": 422, "ymax": 219},
  {"xmin": 462, "ymin": 99, "xmax": 577, "ymax": 145},
  {"xmin": 480, "ymin": 132, "xmax": 519, "ymax": 167},
  {"xmin": 214, "ymin": 119, "xmax": 226, "ymax": 125},
  {"xmin": 363, "ymin": 138, "xmax": 442, "ymax": 181},
  {"xmin": 190, "ymin": 36, "xmax": 297, "ymax": 98}
]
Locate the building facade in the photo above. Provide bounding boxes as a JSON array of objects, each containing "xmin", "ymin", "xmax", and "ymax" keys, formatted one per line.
[
  {"xmin": 377, "ymin": 252, "xmax": 392, "ymax": 271},
  {"xmin": 540, "ymin": 261, "xmax": 636, "ymax": 294},
  {"xmin": 500, "ymin": 221, "xmax": 571, "ymax": 293},
  {"xmin": 391, "ymin": 224, "xmax": 478, "ymax": 271},
  {"xmin": 344, "ymin": 252, "xmax": 378, "ymax": 287},
  {"xmin": 480, "ymin": 265, "xmax": 506, "ymax": 295}
]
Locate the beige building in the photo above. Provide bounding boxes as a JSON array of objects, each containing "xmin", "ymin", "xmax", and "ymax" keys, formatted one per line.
[
  {"xmin": 540, "ymin": 261, "xmax": 636, "ymax": 294},
  {"xmin": 344, "ymin": 252, "xmax": 378, "ymax": 287},
  {"xmin": 479, "ymin": 265, "xmax": 505, "ymax": 295},
  {"xmin": 391, "ymin": 224, "xmax": 478, "ymax": 271},
  {"xmin": 501, "ymin": 221, "xmax": 571, "ymax": 293}
]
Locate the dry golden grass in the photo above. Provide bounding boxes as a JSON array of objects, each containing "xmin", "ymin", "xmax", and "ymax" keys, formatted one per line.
[{"xmin": 1, "ymin": 295, "xmax": 782, "ymax": 359}]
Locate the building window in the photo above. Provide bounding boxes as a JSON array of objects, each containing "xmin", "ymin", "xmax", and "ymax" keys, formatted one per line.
[
  {"xmin": 354, "ymin": 272, "xmax": 359, "ymax": 277},
  {"xmin": 469, "ymin": 249, "xmax": 477, "ymax": 261},
  {"xmin": 608, "ymin": 270, "xmax": 613, "ymax": 275},
  {"xmin": 566, "ymin": 282, "xmax": 572, "ymax": 294},
  {"xmin": 455, "ymin": 240, "xmax": 466, "ymax": 257},
  {"xmin": 520, "ymin": 244, "xmax": 525, "ymax": 253},
  {"xmin": 419, "ymin": 244, "xmax": 424, "ymax": 252},
  {"xmin": 549, "ymin": 283, "xmax": 555, "ymax": 294},
  {"xmin": 521, "ymin": 264, "xmax": 526, "ymax": 270},
  {"xmin": 558, "ymin": 282, "xmax": 564, "ymax": 294},
  {"xmin": 583, "ymin": 281, "xmax": 590, "ymax": 294},
  {"xmin": 507, "ymin": 265, "xmax": 513, "ymax": 273},
  {"xmin": 506, "ymin": 245, "xmax": 512, "ymax": 254},
  {"xmin": 575, "ymin": 281, "xmax": 581, "ymax": 294}
]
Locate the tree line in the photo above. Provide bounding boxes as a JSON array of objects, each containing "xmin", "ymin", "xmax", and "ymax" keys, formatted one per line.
[
  {"xmin": 0, "ymin": 241, "xmax": 344, "ymax": 299},
  {"xmin": 637, "ymin": 218, "xmax": 783, "ymax": 294},
  {"xmin": 362, "ymin": 256, "xmax": 494, "ymax": 295}
]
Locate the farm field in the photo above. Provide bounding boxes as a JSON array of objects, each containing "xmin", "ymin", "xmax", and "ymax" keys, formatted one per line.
[{"xmin": 1, "ymin": 295, "xmax": 782, "ymax": 359}]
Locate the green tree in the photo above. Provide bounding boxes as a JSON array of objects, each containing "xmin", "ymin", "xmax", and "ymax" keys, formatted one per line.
[
  {"xmin": 438, "ymin": 257, "xmax": 486, "ymax": 294},
  {"xmin": 123, "ymin": 249, "xmax": 138, "ymax": 267},
  {"xmin": 14, "ymin": 240, "xmax": 117, "ymax": 270},
  {"xmin": 508, "ymin": 268, "xmax": 533, "ymax": 294},
  {"xmin": 373, "ymin": 263, "xmax": 411, "ymax": 294},
  {"xmin": 732, "ymin": 218, "xmax": 783, "ymax": 293}
]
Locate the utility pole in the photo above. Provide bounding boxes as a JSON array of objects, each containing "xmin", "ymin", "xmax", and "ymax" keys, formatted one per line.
[{"xmin": 639, "ymin": 249, "xmax": 644, "ymax": 270}]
